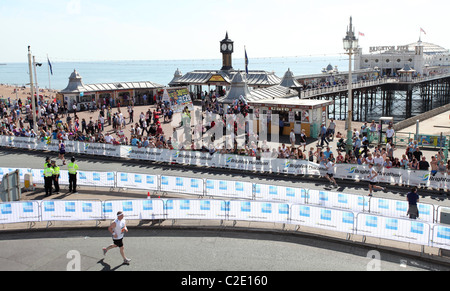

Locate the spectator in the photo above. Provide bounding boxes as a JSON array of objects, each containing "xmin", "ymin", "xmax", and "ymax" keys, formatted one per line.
[
  {"xmin": 418, "ymin": 157, "xmax": 429, "ymax": 171},
  {"xmin": 386, "ymin": 125, "xmax": 395, "ymax": 144},
  {"xmin": 407, "ymin": 187, "xmax": 419, "ymax": 219}
]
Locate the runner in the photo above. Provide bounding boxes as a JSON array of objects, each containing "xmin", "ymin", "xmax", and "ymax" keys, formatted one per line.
[
  {"xmin": 367, "ymin": 163, "xmax": 385, "ymax": 196},
  {"xmin": 102, "ymin": 211, "xmax": 132, "ymax": 265},
  {"xmin": 58, "ymin": 140, "xmax": 66, "ymax": 165},
  {"xmin": 325, "ymin": 158, "xmax": 338, "ymax": 188}
]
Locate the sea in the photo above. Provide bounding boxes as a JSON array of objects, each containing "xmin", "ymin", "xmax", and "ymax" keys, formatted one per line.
[
  {"xmin": 0, "ymin": 56, "xmax": 445, "ymax": 122},
  {"xmin": 0, "ymin": 56, "xmax": 348, "ymax": 90}
]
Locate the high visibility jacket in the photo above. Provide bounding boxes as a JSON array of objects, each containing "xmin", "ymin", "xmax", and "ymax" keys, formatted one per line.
[
  {"xmin": 53, "ymin": 166, "xmax": 60, "ymax": 176},
  {"xmin": 68, "ymin": 163, "xmax": 79, "ymax": 174},
  {"xmin": 44, "ymin": 167, "xmax": 55, "ymax": 177}
]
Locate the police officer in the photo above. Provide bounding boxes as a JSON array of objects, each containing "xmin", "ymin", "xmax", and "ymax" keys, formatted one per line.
[
  {"xmin": 68, "ymin": 157, "xmax": 79, "ymax": 193},
  {"xmin": 43, "ymin": 162, "xmax": 55, "ymax": 197},
  {"xmin": 51, "ymin": 160, "xmax": 60, "ymax": 194}
]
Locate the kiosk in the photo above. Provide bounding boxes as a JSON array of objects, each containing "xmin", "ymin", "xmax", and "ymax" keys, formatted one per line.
[{"xmin": 248, "ymin": 98, "xmax": 334, "ymax": 138}]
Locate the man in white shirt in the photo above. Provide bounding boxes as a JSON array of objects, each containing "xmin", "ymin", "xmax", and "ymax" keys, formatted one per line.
[
  {"xmin": 104, "ymin": 133, "xmax": 113, "ymax": 144},
  {"xmin": 367, "ymin": 163, "xmax": 386, "ymax": 196},
  {"xmin": 290, "ymin": 129, "xmax": 296, "ymax": 147},
  {"xmin": 386, "ymin": 126, "xmax": 395, "ymax": 144},
  {"xmin": 325, "ymin": 158, "xmax": 338, "ymax": 188},
  {"xmin": 102, "ymin": 211, "xmax": 131, "ymax": 264},
  {"xmin": 373, "ymin": 152, "xmax": 384, "ymax": 171}
]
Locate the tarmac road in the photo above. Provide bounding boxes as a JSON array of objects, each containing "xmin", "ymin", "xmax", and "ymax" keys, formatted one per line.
[
  {"xmin": 1, "ymin": 148, "xmax": 450, "ymax": 272},
  {"xmin": 0, "ymin": 228, "xmax": 448, "ymax": 271}
]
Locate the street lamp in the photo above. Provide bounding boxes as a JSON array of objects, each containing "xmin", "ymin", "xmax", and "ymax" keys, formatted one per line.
[{"xmin": 343, "ymin": 16, "xmax": 359, "ymax": 154}]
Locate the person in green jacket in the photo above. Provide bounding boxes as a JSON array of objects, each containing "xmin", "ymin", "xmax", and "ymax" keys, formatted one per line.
[
  {"xmin": 67, "ymin": 157, "xmax": 79, "ymax": 193},
  {"xmin": 43, "ymin": 163, "xmax": 55, "ymax": 197},
  {"xmin": 51, "ymin": 160, "xmax": 60, "ymax": 194}
]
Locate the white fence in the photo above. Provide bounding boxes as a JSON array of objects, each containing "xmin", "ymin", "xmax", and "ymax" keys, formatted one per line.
[
  {"xmin": 1, "ymin": 198, "xmax": 450, "ymax": 251},
  {"xmin": 2, "ymin": 165, "xmax": 450, "ymax": 251},
  {"xmin": 1, "ymin": 136, "xmax": 449, "ymax": 190}
]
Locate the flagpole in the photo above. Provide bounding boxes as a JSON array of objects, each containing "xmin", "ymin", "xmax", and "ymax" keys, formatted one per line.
[
  {"xmin": 47, "ymin": 54, "xmax": 52, "ymax": 90},
  {"xmin": 27, "ymin": 46, "xmax": 38, "ymax": 133}
]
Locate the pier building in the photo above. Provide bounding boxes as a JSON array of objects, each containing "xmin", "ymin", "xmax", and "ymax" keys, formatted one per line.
[{"xmin": 58, "ymin": 70, "xmax": 164, "ymax": 111}]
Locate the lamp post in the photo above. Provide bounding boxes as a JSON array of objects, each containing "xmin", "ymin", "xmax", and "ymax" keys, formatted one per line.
[{"xmin": 343, "ymin": 16, "xmax": 359, "ymax": 154}]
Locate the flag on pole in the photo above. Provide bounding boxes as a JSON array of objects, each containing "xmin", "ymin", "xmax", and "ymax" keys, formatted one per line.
[
  {"xmin": 47, "ymin": 57, "xmax": 53, "ymax": 75},
  {"xmin": 358, "ymin": 32, "xmax": 365, "ymax": 37},
  {"xmin": 420, "ymin": 27, "xmax": 426, "ymax": 35},
  {"xmin": 245, "ymin": 47, "xmax": 249, "ymax": 75}
]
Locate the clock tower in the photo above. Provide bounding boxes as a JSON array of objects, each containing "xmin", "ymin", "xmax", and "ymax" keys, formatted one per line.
[{"xmin": 220, "ymin": 32, "xmax": 234, "ymax": 71}]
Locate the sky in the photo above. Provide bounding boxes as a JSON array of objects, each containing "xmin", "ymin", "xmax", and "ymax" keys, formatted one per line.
[{"xmin": 0, "ymin": 0, "xmax": 449, "ymax": 63}]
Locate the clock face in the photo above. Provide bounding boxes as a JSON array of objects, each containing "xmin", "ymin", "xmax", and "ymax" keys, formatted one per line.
[
  {"xmin": 222, "ymin": 44, "xmax": 227, "ymax": 51},
  {"xmin": 228, "ymin": 44, "xmax": 233, "ymax": 51}
]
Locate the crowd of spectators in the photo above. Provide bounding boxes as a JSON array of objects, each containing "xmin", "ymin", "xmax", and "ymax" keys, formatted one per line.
[{"xmin": 1, "ymin": 96, "xmax": 449, "ymax": 175}]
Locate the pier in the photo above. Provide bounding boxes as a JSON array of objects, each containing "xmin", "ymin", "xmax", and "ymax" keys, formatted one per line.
[{"xmin": 299, "ymin": 73, "xmax": 450, "ymax": 123}]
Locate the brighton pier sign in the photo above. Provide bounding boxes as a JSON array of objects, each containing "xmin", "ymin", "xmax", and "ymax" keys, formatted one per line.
[{"xmin": 369, "ymin": 45, "xmax": 409, "ymax": 53}]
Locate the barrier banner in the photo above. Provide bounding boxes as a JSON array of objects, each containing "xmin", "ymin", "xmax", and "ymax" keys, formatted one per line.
[
  {"xmin": 431, "ymin": 225, "xmax": 450, "ymax": 250},
  {"xmin": 425, "ymin": 172, "xmax": 450, "ymax": 191},
  {"xmin": 275, "ymin": 159, "xmax": 315, "ymax": 175},
  {"xmin": 356, "ymin": 213, "xmax": 431, "ymax": 246},
  {"xmin": 77, "ymin": 171, "xmax": 115, "ymax": 188},
  {"xmin": 205, "ymin": 179, "xmax": 253, "ymax": 200},
  {"xmin": 290, "ymin": 204, "xmax": 355, "ymax": 234},
  {"xmin": 41, "ymin": 200, "xmax": 103, "ymax": 221},
  {"xmin": 335, "ymin": 164, "xmax": 403, "ymax": 185},
  {"xmin": 0, "ymin": 201, "xmax": 40, "ymax": 224},
  {"xmin": 228, "ymin": 200, "xmax": 290, "ymax": 223},
  {"xmin": 171, "ymin": 150, "xmax": 214, "ymax": 167},
  {"xmin": 31, "ymin": 169, "xmax": 45, "ymax": 184},
  {"xmin": 308, "ymin": 190, "xmax": 369, "ymax": 213},
  {"xmin": 161, "ymin": 176, "xmax": 204, "ymax": 196},
  {"xmin": 165, "ymin": 199, "xmax": 227, "ymax": 221},
  {"xmin": 220, "ymin": 154, "xmax": 270, "ymax": 171},
  {"xmin": 103, "ymin": 199, "xmax": 165, "ymax": 220},
  {"xmin": 254, "ymin": 183, "xmax": 307, "ymax": 204},
  {"xmin": 116, "ymin": 172, "xmax": 158, "ymax": 191},
  {"xmin": 369, "ymin": 197, "xmax": 434, "ymax": 223}
]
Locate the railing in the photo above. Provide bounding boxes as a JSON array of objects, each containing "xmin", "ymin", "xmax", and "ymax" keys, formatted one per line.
[{"xmin": 298, "ymin": 72, "xmax": 450, "ymax": 99}]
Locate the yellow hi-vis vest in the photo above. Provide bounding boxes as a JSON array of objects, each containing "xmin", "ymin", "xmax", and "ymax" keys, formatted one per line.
[
  {"xmin": 44, "ymin": 167, "xmax": 54, "ymax": 177},
  {"xmin": 68, "ymin": 163, "xmax": 79, "ymax": 174},
  {"xmin": 53, "ymin": 166, "xmax": 60, "ymax": 176}
]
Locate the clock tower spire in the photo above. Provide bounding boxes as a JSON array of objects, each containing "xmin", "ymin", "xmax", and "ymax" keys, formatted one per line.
[{"xmin": 220, "ymin": 32, "xmax": 234, "ymax": 71}]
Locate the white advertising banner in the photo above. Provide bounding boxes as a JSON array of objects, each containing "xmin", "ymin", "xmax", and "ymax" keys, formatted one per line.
[
  {"xmin": 369, "ymin": 197, "xmax": 434, "ymax": 223},
  {"xmin": 431, "ymin": 224, "xmax": 450, "ymax": 250},
  {"xmin": 103, "ymin": 199, "xmax": 165, "ymax": 220},
  {"xmin": 356, "ymin": 213, "xmax": 431, "ymax": 246},
  {"xmin": 116, "ymin": 172, "xmax": 158, "ymax": 191},
  {"xmin": 308, "ymin": 190, "xmax": 370, "ymax": 213},
  {"xmin": 41, "ymin": 200, "xmax": 103, "ymax": 221},
  {"xmin": 77, "ymin": 171, "xmax": 115, "ymax": 188},
  {"xmin": 0, "ymin": 201, "xmax": 40, "ymax": 224},
  {"xmin": 254, "ymin": 183, "xmax": 307, "ymax": 204},
  {"xmin": 227, "ymin": 200, "xmax": 290, "ymax": 224},
  {"xmin": 290, "ymin": 204, "xmax": 355, "ymax": 234},
  {"xmin": 160, "ymin": 176, "xmax": 204, "ymax": 196},
  {"xmin": 165, "ymin": 199, "xmax": 227, "ymax": 221},
  {"xmin": 2, "ymin": 136, "xmax": 449, "ymax": 190},
  {"xmin": 205, "ymin": 179, "xmax": 253, "ymax": 200}
]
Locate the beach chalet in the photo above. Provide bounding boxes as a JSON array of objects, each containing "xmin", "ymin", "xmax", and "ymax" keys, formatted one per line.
[
  {"xmin": 168, "ymin": 33, "xmax": 281, "ymax": 99},
  {"xmin": 58, "ymin": 70, "xmax": 164, "ymax": 111}
]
